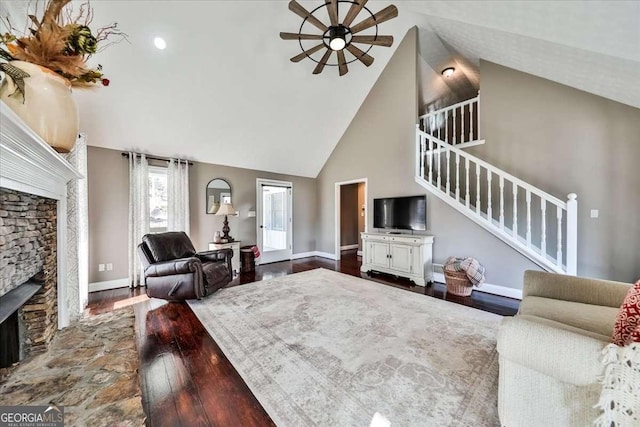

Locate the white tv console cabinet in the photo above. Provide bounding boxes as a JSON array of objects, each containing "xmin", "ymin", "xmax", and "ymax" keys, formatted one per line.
[{"xmin": 360, "ymin": 232, "xmax": 434, "ymax": 286}]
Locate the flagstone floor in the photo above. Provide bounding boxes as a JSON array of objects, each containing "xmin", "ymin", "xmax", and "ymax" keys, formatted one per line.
[{"xmin": 0, "ymin": 308, "xmax": 145, "ymax": 426}]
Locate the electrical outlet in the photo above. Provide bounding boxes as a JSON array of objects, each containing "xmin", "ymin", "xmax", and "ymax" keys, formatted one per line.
[
  {"xmin": 98, "ymin": 264, "xmax": 105, "ymax": 272},
  {"xmin": 106, "ymin": 263, "xmax": 113, "ymax": 271},
  {"xmin": 590, "ymin": 209, "xmax": 599, "ymax": 219}
]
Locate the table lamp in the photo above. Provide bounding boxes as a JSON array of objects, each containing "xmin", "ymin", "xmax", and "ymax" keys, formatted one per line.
[{"xmin": 215, "ymin": 203, "xmax": 235, "ymax": 241}]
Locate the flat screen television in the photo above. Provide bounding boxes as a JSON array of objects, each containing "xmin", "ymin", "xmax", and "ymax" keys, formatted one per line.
[{"xmin": 373, "ymin": 195, "xmax": 426, "ymax": 231}]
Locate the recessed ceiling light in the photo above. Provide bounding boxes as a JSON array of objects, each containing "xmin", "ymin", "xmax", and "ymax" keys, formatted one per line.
[
  {"xmin": 154, "ymin": 37, "xmax": 166, "ymax": 50},
  {"xmin": 442, "ymin": 67, "xmax": 455, "ymax": 78}
]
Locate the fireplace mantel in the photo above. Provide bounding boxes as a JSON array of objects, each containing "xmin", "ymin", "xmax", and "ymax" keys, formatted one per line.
[{"xmin": 0, "ymin": 101, "xmax": 82, "ymax": 329}]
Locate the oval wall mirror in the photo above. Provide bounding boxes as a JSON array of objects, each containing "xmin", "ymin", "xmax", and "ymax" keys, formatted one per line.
[{"xmin": 206, "ymin": 178, "xmax": 232, "ymax": 214}]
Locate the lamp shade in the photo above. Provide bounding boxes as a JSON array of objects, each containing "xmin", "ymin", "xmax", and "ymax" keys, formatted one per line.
[{"xmin": 215, "ymin": 203, "xmax": 235, "ymax": 216}]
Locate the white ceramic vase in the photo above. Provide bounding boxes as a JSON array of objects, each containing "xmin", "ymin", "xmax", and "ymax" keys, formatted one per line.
[{"xmin": 0, "ymin": 61, "xmax": 79, "ymax": 153}]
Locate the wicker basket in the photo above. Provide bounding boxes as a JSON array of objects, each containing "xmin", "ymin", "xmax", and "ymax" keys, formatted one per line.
[{"xmin": 444, "ymin": 269, "xmax": 473, "ymax": 296}]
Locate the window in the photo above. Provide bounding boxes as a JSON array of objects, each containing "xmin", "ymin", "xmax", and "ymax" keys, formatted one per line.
[
  {"xmin": 262, "ymin": 188, "xmax": 286, "ymax": 232},
  {"xmin": 149, "ymin": 166, "xmax": 168, "ymax": 232},
  {"xmin": 271, "ymin": 192, "xmax": 285, "ymax": 231}
]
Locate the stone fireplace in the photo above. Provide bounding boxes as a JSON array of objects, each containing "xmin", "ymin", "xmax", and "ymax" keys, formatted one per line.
[
  {"xmin": 0, "ymin": 189, "xmax": 58, "ymax": 365},
  {"xmin": 0, "ymin": 101, "xmax": 82, "ymax": 365}
]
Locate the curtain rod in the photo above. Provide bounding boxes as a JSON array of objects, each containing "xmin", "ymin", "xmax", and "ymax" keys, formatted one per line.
[{"xmin": 121, "ymin": 152, "xmax": 193, "ymax": 166}]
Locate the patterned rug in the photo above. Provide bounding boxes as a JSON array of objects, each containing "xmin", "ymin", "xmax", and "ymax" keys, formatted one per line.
[{"xmin": 188, "ymin": 269, "xmax": 502, "ymax": 426}]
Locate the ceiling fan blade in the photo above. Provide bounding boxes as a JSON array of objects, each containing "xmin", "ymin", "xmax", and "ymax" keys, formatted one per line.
[
  {"xmin": 290, "ymin": 43, "xmax": 325, "ymax": 62},
  {"xmin": 342, "ymin": 0, "xmax": 368, "ymax": 27},
  {"xmin": 289, "ymin": 0, "xmax": 328, "ymax": 32},
  {"xmin": 326, "ymin": 0, "xmax": 339, "ymax": 27},
  {"xmin": 280, "ymin": 32, "xmax": 324, "ymax": 40},
  {"xmin": 313, "ymin": 49, "xmax": 333, "ymax": 74},
  {"xmin": 337, "ymin": 49, "xmax": 348, "ymax": 76},
  {"xmin": 350, "ymin": 35, "xmax": 394, "ymax": 47},
  {"xmin": 346, "ymin": 44, "xmax": 374, "ymax": 67},
  {"xmin": 350, "ymin": 5, "xmax": 398, "ymax": 35}
]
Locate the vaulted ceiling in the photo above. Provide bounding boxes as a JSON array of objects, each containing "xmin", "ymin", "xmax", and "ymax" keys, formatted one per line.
[{"xmin": 3, "ymin": 1, "xmax": 638, "ymax": 177}]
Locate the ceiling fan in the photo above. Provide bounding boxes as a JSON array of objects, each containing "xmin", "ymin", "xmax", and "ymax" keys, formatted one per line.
[{"xmin": 280, "ymin": 0, "xmax": 398, "ymax": 76}]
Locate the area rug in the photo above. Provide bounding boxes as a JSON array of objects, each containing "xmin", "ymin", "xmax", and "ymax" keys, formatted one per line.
[
  {"xmin": 0, "ymin": 308, "xmax": 146, "ymax": 427},
  {"xmin": 188, "ymin": 268, "xmax": 502, "ymax": 426}
]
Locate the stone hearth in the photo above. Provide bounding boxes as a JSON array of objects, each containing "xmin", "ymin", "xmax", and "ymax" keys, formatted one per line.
[{"xmin": 0, "ymin": 188, "xmax": 58, "ymax": 357}]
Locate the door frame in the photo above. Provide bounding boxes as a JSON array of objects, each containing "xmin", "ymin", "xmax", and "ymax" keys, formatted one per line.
[
  {"xmin": 334, "ymin": 178, "xmax": 368, "ymax": 261},
  {"xmin": 256, "ymin": 178, "xmax": 293, "ymax": 264}
]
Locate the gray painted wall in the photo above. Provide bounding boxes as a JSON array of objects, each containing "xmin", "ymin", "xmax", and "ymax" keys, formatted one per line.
[
  {"xmin": 87, "ymin": 146, "xmax": 316, "ymax": 284},
  {"xmin": 340, "ymin": 183, "xmax": 359, "ymax": 246},
  {"xmin": 473, "ymin": 60, "xmax": 640, "ymax": 282},
  {"xmin": 87, "ymin": 147, "xmax": 129, "ymax": 284},
  {"xmin": 189, "ymin": 161, "xmax": 317, "ymax": 254},
  {"xmin": 316, "ymin": 39, "xmax": 639, "ymax": 290},
  {"xmin": 316, "ymin": 28, "xmax": 426, "ymax": 251},
  {"xmin": 316, "ymin": 27, "xmax": 544, "ymax": 291}
]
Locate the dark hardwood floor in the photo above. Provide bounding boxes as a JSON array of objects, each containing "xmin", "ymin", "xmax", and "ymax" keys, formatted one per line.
[{"xmin": 87, "ymin": 250, "xmax": 519, "ymax": 426}]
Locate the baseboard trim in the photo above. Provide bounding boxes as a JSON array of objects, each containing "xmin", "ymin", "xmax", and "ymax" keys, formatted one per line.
[
  {"xmin": 291, "ymin": 251, "xmax": 339, "ymax": 261},
  {"xmin": 340, "ymin": 244, "xmax": 359, "ymax": 251},
  {"xmin": 89, "ymin": 278, "xmax": 129, "ymax": 293},
  {"xmin": 314, "ymin": 251, "xmax": 339, "ymax": 260},
  {"xmin": 291, "ymin": 251, "xmax": 316, "ymax": 260},
  {"xmin": 432, "ymin": 272, "xmax": 523, "ymax": 300}
]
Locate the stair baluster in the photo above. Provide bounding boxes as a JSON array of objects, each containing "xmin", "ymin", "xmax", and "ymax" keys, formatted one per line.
[{"xmin": 415, "ymin": 126, "xmax": 577, "ymax": 275}]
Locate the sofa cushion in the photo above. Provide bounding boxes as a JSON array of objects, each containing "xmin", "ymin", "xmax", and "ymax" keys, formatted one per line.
[
  {"xmin": 517, "ymin": 314, "xmax": 611, "ymax": 342},
  {"xmin": 611, "ymin": 280, "xmax": 640, "ymax": 346},
  {"xmin": 519, "ymin": 296, "xmax": 618, "ymax": 338},
  {"xmin": 497, "ymin": 316, "xmax": 607, "ymax": 386}
]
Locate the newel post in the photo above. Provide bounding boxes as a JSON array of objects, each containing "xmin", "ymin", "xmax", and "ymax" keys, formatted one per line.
[
  {"xmin": 415, "ymin": 124, "xmax": 422, "ymax": 179},
  {"xmin": 566, "ymin": 193, "xmax": 578, "ymax": 275},
  {"xmin": 476, "ymin": 90, "xmax": 481, "ymax": 140}
]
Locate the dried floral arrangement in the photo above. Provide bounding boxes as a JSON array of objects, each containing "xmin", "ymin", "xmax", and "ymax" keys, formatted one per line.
[{"xmin": 0, "ymin": 0, "xmax": 126, "ymax": 97}]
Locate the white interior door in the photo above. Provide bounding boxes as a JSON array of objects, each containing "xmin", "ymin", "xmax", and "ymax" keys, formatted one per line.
[{"xmin": 257, "ymin": 179, "xmax": 292, "ymax": 264}]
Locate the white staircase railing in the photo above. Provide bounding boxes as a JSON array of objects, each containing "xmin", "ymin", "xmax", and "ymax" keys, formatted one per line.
[
  {"xmin": 415, "ymin": 128, "xmax": 577, "ymax": 275},
  {"xmin": 419, "ymin": 95, "xmax": 481, "ymax": 146}
]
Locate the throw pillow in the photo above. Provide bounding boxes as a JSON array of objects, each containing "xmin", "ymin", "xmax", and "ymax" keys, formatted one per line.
[{"xmin": 611, "ymin": 280, "xmax": 640, "ymax": 346}]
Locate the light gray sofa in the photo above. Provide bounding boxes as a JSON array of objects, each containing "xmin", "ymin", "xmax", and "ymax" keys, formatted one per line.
[{"xmin": 497, "ymin": 270, "xmax": 631, "ymax": 427}]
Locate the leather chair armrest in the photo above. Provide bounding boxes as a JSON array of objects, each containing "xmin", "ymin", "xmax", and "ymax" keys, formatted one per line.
[
  {"xmin": 145, "ymin": 257, "xmax": 201, "ymax": 277},
  {"xmin": 197, "ymin": 248, "xmax": 233, "ymax": 263},
  {"xmin": 137, "ymin": 244, "xmax": 152, "ymax": 269}
]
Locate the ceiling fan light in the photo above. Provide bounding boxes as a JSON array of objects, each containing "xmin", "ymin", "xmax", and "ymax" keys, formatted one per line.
[
  {"xmin": 154, "ymin": 37, "xmax": 166, "ymax": 50},
  {"xmin": 329, "ymin": 36, "xmax": 346, "ymax": 51},
  {"xmin": 442, "ymin": 67, "xmax": 455, "ymax": 78}
]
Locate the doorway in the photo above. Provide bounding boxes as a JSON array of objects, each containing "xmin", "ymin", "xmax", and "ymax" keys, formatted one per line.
[
  {"xmin": 256, "ymin": 179, "xmax": 293, "ymax": 264},
  {"xmin": 335, "ymin": 178, "xmax": 367, "ymax": 261}
]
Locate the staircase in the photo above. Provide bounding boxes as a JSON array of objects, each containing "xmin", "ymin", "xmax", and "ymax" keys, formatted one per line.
[{"xmin": 415, "ymin": 96, "xmax": 577, "ymax": 275}]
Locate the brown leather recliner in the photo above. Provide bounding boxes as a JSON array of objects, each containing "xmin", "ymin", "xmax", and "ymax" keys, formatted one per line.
[{"xmin": 138, "ymin": 231, "xmax": 233, "ymax": 301}]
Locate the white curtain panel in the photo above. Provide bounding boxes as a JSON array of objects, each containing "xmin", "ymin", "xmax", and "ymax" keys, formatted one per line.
[
  {"xmin": 128, "ymin": 153, "xmax": 150, "ymax": 288},
  {"xmin": 62, "ymin": 134, "xmax": 88, "ymax": 318},
  {"xmin": 167, "ymin": 159, "xmax": 190, "ymax": 235}
]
